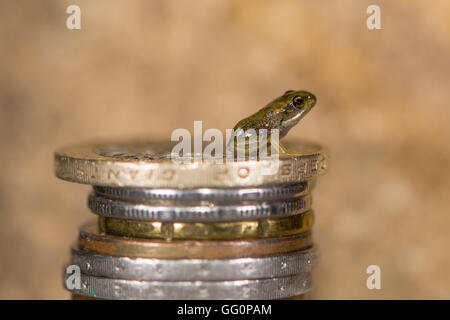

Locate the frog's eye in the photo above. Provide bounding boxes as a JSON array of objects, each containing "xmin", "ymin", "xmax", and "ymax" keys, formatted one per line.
[{"xmin": 293, "ymin": 96, "xmax": 303, "ymax": 107}]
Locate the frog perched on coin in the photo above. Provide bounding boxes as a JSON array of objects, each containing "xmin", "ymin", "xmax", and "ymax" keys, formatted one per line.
[{"xmin": 228, "ymin": 90, "xmax": 316, "ymax": 157}]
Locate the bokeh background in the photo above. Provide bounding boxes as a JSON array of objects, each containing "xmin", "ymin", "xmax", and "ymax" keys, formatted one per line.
[{"xmin": 1, "ymin": 0, "xmax": 449, "ymax": 299}]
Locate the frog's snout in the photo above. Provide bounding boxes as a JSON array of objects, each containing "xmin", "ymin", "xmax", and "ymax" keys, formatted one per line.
[{"xmin": 305, "ymin": 93, "xmax": 317, "ymax": 109}]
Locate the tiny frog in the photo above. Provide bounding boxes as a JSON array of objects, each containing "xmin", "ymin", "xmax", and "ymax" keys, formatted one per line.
[{"xmin": 227, "ymin": 90, "xmax": 316, "ymax": 156}]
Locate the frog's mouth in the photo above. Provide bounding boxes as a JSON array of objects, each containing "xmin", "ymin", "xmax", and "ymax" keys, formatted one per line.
[
  {"xmin": 282, "ymin": 104, "xmax": 313, "ymax": 133},
  {"xmin": 281, "ymin": 114, "xmax": 302, "ymax": 131}
]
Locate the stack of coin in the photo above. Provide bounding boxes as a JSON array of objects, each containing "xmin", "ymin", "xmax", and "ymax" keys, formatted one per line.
[{"xmin": 55, "ymin": 139, "xmax": 327, "ymax": 299}]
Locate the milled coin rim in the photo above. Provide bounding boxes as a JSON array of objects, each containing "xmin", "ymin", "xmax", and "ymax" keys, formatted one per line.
[
  {"xmin": 63, "ymin": 272, "xmax": 311, "ymax": 300},
  {"xmin": 79, "ymin": 220, "xmax": 313, "ymax": 259},
  {"xmin": 92, "ymin": 181, "xmax": 314, "ymax": 201},
  {"xmin": 55, "ymin": 139, "xmax": 328, "ymax": 187},
  {"xmin": 70, "ymin": 246, "xmax": 317, "ymax": 280},
  {"xmin": 89, "ymin": 193, "xmax": 313, "ymax": 222},
  {"xmin": 98, "ymin": 210, "xmax": 314, "ymax": 240}
]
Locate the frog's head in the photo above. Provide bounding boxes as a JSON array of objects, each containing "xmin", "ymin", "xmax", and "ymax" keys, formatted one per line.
[{"xmin": 275, "ymin": 90, "xmax": 316, "ymax": 134}]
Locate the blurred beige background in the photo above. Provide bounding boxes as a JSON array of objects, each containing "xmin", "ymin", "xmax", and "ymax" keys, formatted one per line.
[{"xmin": 1, "ymin": 0, "xmax": 449, "ymax": 299}]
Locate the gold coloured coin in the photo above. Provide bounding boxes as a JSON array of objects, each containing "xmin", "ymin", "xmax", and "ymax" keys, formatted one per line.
[
  {"xmin": 98, "ymin": 211, "xmax": 314, "ymax": 240},
  {"xmin": 55, "ymin": 139, "xmax": 328, "ymax": 188},
  {"xmin": 79, "ymin": 220, "xmax": 313, "ymax": 259}
]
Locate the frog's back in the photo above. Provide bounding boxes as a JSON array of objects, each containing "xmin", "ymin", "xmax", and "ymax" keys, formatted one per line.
[{"xmin": 233, "ymin": 107, "xmax": 278, "ymax": 131}]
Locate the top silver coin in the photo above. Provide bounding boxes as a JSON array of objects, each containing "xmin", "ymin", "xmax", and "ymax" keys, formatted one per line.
[{"xmin": 54, "ymin": 139, "xmax": 328, "ymax": 188}]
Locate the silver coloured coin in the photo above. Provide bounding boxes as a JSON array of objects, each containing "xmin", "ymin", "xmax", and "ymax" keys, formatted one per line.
[
  {"xmin": 88, "ymin": 193, "xmax": 312, "ymax": 222},
  {"xmin": 93, "ymin": 181, "xmax": 314, "ymax": 202},
  {"xmin": 63, "ymin": 272, "xmax": 311, "ymax": 300},
  {"xmin": 70, "ymin": 247, "xmax": 317, "ymax": 281}
]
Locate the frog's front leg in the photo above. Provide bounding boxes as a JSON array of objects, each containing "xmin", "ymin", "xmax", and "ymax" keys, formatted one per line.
[
  {"xmin": 228, "ymin": 129, "xmax": 260, "ymax": 159},
  {"xmin": 235, "ymin": 139, "xmax": 260, "ymax": 159},
  {"xmin": 267, "ymin": 137, "xmax": 293, "ymax": 156},
  {"xmin": 250, "ymin": 135, "xmax": 292, "ymax": 158},
  {"xmin": 237, "ymin": 136, "xmax": 292, "ymax": 158}
]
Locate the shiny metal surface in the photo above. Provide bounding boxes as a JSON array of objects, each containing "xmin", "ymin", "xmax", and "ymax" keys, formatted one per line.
[
  {"xmin": 93, "ymin": 181, "xmax": 314, "ymax": 202},
  {"xmin": 70, "ymin": 246, "xmax": 317, "ymax": 280},
  {"xmin": 63, "ymin": 272, "xmax": 312, "ymax": 300},
  {"xmin": 54, "ymin": 140, "xmax": 328, "ymax": 188},
  {"xmin": 98, "ymin": 211, "xmax": 314, "ymax": 240},
  {"xmin": 89, "ymin": 193, "xmax": 312, "ymax": 222},
  {"xmin": 79, "ymin": 220, "xmax": 313, "ymax": 259}
]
